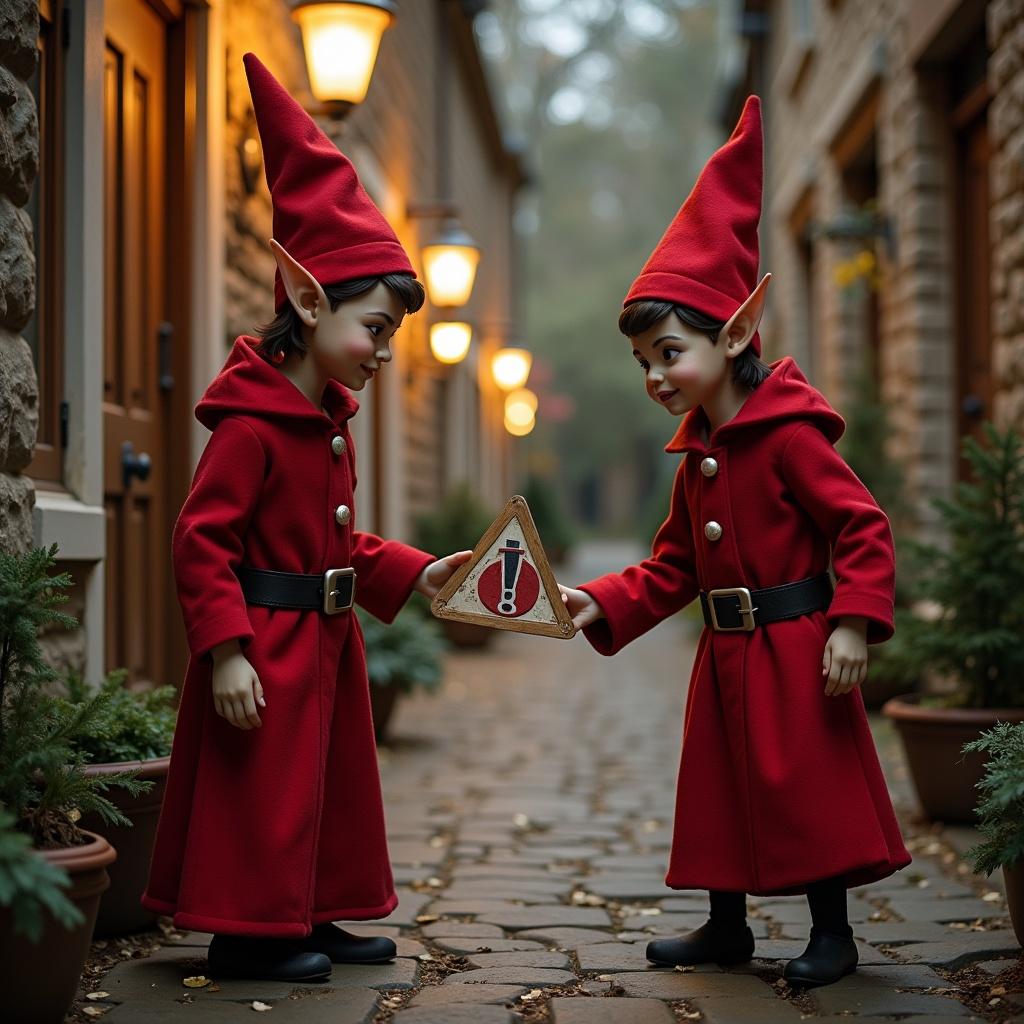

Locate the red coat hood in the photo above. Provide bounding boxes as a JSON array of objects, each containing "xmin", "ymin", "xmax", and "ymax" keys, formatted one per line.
[
  {"xmin": 195, "ymin": 336, "xmax": 359, "ymax": 431},
  {"xmin": 665, "ymin": 356, "xmax": 845, "ymax": 454}
]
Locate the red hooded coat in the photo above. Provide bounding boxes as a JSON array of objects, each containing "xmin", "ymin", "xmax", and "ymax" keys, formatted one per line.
[
  {"xmin": 579, "ymin": 357, "xmax": 911, "ymax": 896},
  {"xmin": 142, "ymin": 338, "xmax": 434, "ymax": 936}
]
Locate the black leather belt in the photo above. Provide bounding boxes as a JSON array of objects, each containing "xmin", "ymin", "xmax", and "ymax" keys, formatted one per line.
[
  {"xmin": 699, "ymin": 573, "xmax": 833, "ymax": 632},
  {"xmin": 237, "ymin": 566, "xmax": 356, "ymax": 615}
]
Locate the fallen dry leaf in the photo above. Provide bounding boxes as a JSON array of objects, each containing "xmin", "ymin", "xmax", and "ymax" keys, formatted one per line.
[
  {"xmin": 520, "ymin": 988, "xmax": 543, "ymax": 1001},
  {"xmin": 85, "ymin": 992, "xmax": 110, "ymax": 1001},
  {"xmin": 415, "ymin": 914, "xmax": 440, "ymax": 923},
  {"xmin": 252, "ymin": 1001, "xmax": 272, "ymax": 1012},
  {"xmin": 183, "ymin": 976, "xmax": 210, "ymax": 988},
  {"xmin": 82, "ymin": 1008, "xmax": 107, "ymax": 1019}
]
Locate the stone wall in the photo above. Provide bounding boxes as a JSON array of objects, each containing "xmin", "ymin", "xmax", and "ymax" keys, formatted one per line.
[
  {"xmin": 989, "ymin": 0, "xmax": 1024, "ymax": 427},
  {"xmin": 0, "ymin": 1, "xmax": 39, "ymax": 554},
  {"xmin": 755, "ymin": 0, "xmax": 1022, "ymax": 544}
]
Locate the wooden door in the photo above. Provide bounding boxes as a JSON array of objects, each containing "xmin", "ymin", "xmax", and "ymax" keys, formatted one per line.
[
  {"xmin": 102, "ymin": 0, "xmax": 171, "ymax": 685},
  {"xmin": 953, "ymin": 98, "xmax": 993, "ymax": 474}
]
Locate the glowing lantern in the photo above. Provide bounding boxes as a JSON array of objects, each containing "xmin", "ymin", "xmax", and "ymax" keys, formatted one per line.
[
  {"xmin": 422, "ymin": 219, "xmax": 481, "ymax": 308},
  {"xmin": 491, "ymin": 348, "xmax": 533, "ymax": 391},
  {"xmin": 430, "ymin": 321, "xmax": 472, "ymax": 365}
]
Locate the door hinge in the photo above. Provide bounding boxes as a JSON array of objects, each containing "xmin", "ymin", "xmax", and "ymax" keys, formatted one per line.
[{"xmin": 59, "ymin": 400, "xmax": 69, "ymax": 449}]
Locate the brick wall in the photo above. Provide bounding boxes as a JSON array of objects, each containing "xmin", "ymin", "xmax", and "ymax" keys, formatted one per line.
[{"xmin": 0, "ymin": 1, "xmax": 39, "ymax": 554}]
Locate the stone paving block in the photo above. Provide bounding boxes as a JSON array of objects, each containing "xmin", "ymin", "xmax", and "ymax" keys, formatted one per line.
[
  {"xmin": 583, "ymin": 877, "xmax": 675, "ymax": 900},
  {"xmin": 691, "ymin": 995, "xmax": 809, "ymax": 1024},
  {"xmin": 853, "ymin": 963, "xmax": 956, "ymax": 988},
  {"xmin": 426, "ymin": 899, "xmax": 524, "ymax": 916},
  {"xmin": 475, "ymin": 905, "xmax": 613, "ymax": 930},
  {"xmin": 604, "ymin": 970, "xmax": 773, "ymax": 999},
  {"xmin": 575, "ymin": 941, "xmax": 657, "ymax": 972},
  {"xmin": 621, "ymin": 911, "xmax": 707, "ymax": 932},
  {"xmin": 393, "ymin": 1006, "xmax": 516, "ymax": 1024},
  {"xmin": 407, "ymin": 984, "xmax": 528, "ymax": 1007},
  {"xmin": 517, "ymin": 844, "xmax": 607, "ymax": 860},
  {"xmin": 388, "ymin": 840, "xmax": 449, "ymax": 867},
  {"xmin": 441, "ymin": 886, "xmax": 559, "ymax": 904},
  {"xmin": 897, "ymin": 929, "xmax": 1022, "ymax": 969},
  {"xmin": 518, "ymin": 927, "xmax": 633, "ymax": 947},
  {"xmin": 381, "ymin": 891, "xmax": 433, "ymax": 927},
  {"xmin": 854, "ymin": 921, "xmax": 964, "ymax": 945},
  {"xmin": 591, "ymin": 854, "xmax": 669, "ymax": 871},
  {"xmin": 431, "ymin": 937, "xmax": 547, "ymax": 955},
  {"xmin": 443, "ymin": 966, "xmax": 577, "ymax": 986},
  {"xmin": 660, "ymin": 895, "xmax": 716, "ymax": 911},
  {"xmin": 162, "ymin": 929, "xmax": 215, "ymax": 947},
  {"xmin": 977, "ymin": 957, "xmax": 1021, "ymax": 976},
  {"xmin": 466, "ymin": 950, "xmax": 571, "ymax": 970},
  {"xmin": 421, "ymin": 922, "xmax": 506, "ymax": 939},
  {"xmin": 450, "ymin": 864, "xmax": 573, "ymax": 881},
  {"xmin": 446, "ymin": 877, "xmax": 573, "ymax": 896},
  {"xmin": 812, "ymin": 981, "xmax": 973, "ymax": 1017},
  {"xmin": 323, "ymin": 960, "xmax": 421, "ymax": 990},
  {"xmin": 885, "ymin": 896, "xmax": 1007, "ymax": 923},
  {"xmin": 549, "ymin": 995, "xmax": 676, "ymax": 1022},
  {"xmin": 815, "ymin": 1018, "xmax": 985, "ymax": 1024}
]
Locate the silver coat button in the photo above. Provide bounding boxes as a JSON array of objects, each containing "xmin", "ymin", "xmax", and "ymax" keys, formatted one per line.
[
  {"xmin": 335, "ymin": 504, "xmax": 351, "ymax": 526},
  {"xmin": 701, "ymin": 457, "xmax": 718, "ymax": 477},
  {"xmin": 704, "ymin": 520, "xmax": 723, "ymax": 542},
  {"xmin": 331, "ymin": 435, "xmax": 347, "ymax": 456}
]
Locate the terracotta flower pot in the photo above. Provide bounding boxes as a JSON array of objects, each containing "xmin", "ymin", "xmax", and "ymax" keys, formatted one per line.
[
  {"xmin": 81, "ymin": 756, "xmax": 170, "ymax": 935},
  {"xmin": 0, "ymin": 829, "xmax": 115, "ymax": 1023},
  {"xmin": 1002, "ymin": 861, "xmax": 1024, "ymax": 947},
  {"xmin": 369, "ymin": 683, "xmax": 401, "ymax": 745},
  {"xmin": 882, "ymin": 694, "xmax": 1024, "ymax": 823}
]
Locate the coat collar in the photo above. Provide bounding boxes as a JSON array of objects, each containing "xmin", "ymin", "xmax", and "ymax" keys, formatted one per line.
[
  {"xmin": 664, "ymin": 356, "xmax": 845, "ymax": 454},
  {"xmin": 196, "ymin": 335, "xmax": 360, "ymax": 432}
]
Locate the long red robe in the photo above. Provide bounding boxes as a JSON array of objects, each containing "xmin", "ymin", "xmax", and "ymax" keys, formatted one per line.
[
  {"xmin": 142, "ymin": 337, "xmax": 433, "ymax": 937},
  {"xmin": 580, "ymin": 357, "xmax": 911, "ymax": 896}
]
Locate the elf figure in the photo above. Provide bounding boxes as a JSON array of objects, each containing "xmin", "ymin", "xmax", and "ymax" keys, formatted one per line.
[
  {"xmin": 559, "ymin": 96, "xmax": 911, "ymax": 989},
  {"xmin": 142, "ymin": 54, "xmax": 470, "ymax": 982}
]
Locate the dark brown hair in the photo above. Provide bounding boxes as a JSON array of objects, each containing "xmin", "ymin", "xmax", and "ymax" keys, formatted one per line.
[
  {"xmin": 619, "ymin": 299, "xmax": 773, "ymax": 390},
  {"xmin": 255, "ymin": 272, "xmax": 425, "ymax": 363}
]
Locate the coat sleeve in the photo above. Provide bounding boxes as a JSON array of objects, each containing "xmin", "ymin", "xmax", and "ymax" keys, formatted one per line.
[
  {"xmin": 578, "ymin": 460, "xmax": 700, "ymax": 656},
  {"xmin": 172, "ymin": 417, "xmax": 264, "ymax": 659},
  {"xmin": 343, "ymin": 430, "xmax": 435, "ymax": 624},
  {"xmin": 781, "ymin": 423, "xmax": 896, "ymax": 643}
]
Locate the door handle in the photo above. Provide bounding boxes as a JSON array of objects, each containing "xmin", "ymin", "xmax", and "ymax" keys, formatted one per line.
[{"xmin": 122, "ymin": 441, "xmax": 152, "ymax": 487}]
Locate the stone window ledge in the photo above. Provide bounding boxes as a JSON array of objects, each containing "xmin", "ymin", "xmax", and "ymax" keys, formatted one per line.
[{"xmin": 33, "ymin": 490, "xmax": 105, "ymax": 561}]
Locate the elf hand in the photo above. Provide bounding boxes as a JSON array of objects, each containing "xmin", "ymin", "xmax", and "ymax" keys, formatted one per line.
[
  {"xmin": 414, "ymin": 551, "xmax": 474, "ymax": 599},
  {"xmin": 210, "ymin": 640, "xmax": 265, "ymax": 729},
  {"xmin": 558, "ymin": 584, "xmax": 604, "ymax": 631},
  {"xmin": 822, "ymin": 616, "xmax": 869, "ymax": 697}
]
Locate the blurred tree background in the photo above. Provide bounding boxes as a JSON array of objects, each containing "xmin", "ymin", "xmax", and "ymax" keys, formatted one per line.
[{"xmin": 476, "ymin": 0, "xmax": 732, "ymax": 537}]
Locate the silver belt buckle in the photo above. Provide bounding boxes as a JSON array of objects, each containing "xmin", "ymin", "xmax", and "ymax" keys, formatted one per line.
[
  {"xmin": 707, "ymin": 587, "xmax": 758, "ymax": 632},
  {"xmin": 323, "ymin": 568, "xmax": 356, "ymax": 614}
]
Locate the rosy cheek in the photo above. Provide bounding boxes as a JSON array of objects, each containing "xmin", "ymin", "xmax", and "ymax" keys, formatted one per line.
[{"xmin": 670, "ymin": 364, "xmax": 702, "ymax": 387}]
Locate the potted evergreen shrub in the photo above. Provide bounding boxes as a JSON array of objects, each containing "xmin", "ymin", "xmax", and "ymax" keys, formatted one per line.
[
  {"xmin": 48, "ymin": 671, "xmax": 176, "ymax": 935},
  {"xmin": 0, "ymin": 545, "xmax": 149, "ymax": 1023},
  {"xmin": 882, "ymin": 424, "xmax": 1024, "ymax": 822},
  {"xmin": 415, "ymin": 483, "xmax": 495, "ymax": 647},
  {"xmin": 358, "ymin": 605, "xmax": 446, "ymax": 744},
  {"xmin": 521, "ymin": 474, "xmax": 573, "ymax": 565},
  {"xmin": 963, "ymin": 722, "xmax": 1024, "ymax": 945}
]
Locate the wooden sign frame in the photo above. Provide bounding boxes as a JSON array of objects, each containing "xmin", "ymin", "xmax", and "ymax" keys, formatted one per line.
[{"xmin": 431, "ymin": 495, "xmax": 577, "ymax": 640}]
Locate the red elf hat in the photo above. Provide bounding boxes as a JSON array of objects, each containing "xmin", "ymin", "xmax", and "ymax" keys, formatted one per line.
[
  {"xmin": 624, "ymin": 95, "xmax": 764, "ymax": 354},
  {"xmin": 242, "ymin": 52, "xmax": 415, "ymax": 311}
]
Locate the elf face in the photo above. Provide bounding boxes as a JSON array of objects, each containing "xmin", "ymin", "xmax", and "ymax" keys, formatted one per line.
[
  {"xmin": 311, "ymin": 282, "xmax": 406, "ymax": 391},
  {"xmin": 630, "ymin": 310, "xmax": 730, "ymax": 417}
]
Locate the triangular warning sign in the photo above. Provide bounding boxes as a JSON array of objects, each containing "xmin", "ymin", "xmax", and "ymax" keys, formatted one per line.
[{"xmin": 431, "ymin": 495, "xmax": 577, "ymax": 640}]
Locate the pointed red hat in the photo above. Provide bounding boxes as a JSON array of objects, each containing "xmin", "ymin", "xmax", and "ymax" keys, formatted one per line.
[
  {"xmin": 242, "ymin": 53, "xmax": 415, "ymax": 311},
  {"xmin": 625, "ymin": 95, "xmax": 764, "ymax": 354}
]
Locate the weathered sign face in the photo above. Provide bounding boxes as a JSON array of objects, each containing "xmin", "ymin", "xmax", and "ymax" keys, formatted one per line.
[{"xmin": 431, "ymin": 496, "xmax": 576, "ymax": 640}]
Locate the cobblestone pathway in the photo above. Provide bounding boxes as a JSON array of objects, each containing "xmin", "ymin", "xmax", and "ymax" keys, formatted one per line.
[{"xmin": 86, "ymin": 542, "xmax": 1022, "ymax": 1023}]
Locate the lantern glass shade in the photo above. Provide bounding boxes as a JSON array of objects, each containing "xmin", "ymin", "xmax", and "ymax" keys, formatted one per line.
[
  {"xmin": 430, "ymin": 321, "xmax": 473, "ymax": 365},
  {"xmin": 292, "ymin": 2, "xmax": 397, "ymax": 106},
  {"xmin": 504, "ymin": 410, "xmax": 535, "ymax": 436},
  {"xmin": 504, "ymin": 388, "xmax": 538, "ymax": 429},
  {"xmin": 491, "ymin": 348, "xmax": 532, "ymax": 391},
  {"xmin": 422, "ymin": 220, "xmax": 481, "ymax": 308}
]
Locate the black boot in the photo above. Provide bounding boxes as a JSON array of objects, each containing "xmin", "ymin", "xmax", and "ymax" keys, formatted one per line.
[
  {"xmin": 207, "ymin": 934, "xmax": 331, "ymax": 982},
  {"xmin": 300, "ymin": 924, "xmax": 397, "ymax": 964},
  {"xmin": 784, "ymin": 926, "xmax": 858, "ymax": 988},
  {"xmin": 646, "ymin": 919, "xmax": 755, "ymax": 967}
]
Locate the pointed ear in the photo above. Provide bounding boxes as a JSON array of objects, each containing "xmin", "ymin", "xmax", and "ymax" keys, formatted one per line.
[
  {"xmin": 269, "ymin": 239, "xmax": 326, "ymax": 328},
  {"xmin": 721, "ymin": 273, "xmax": 771, "ymax": 358}
]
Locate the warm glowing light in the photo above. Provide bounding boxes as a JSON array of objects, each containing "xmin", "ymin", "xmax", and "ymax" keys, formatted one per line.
[
  {"xmin": 422, "ymin": 220, "xmax": 481, "ymax": 308},
  {"xmin": 505, "ymin": 388, "xmax": 538, "ymax": 424},
  {"xmin": 430, "ymin": 322, "xmax": 472, "ymax": 365},
  {"xmin": 504, "ymin": 410, "xmax": 535, "ymax": 437},
  {"xmin": 491, "ymin": 348, "xmax": 533, "ymax": 391},
  {"xmin": 292, "ymin": 2, "xmax": 396, "ymax": 106}
]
